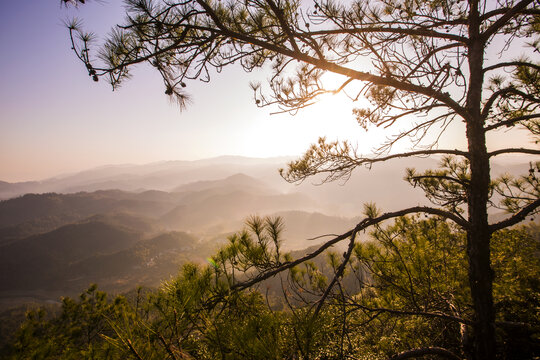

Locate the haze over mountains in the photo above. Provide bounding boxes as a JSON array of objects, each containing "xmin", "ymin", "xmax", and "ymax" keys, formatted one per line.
[
  {"xmin": 1, "ymin": 155, "xmax": 434, "ymax": 211},
  {"xmin": 0, "ymin": 155, "xmax": 532, "ymax": 309},
  {"xmin": 0, "ymin": 157, "xmax": 291, "ymax": 200}
]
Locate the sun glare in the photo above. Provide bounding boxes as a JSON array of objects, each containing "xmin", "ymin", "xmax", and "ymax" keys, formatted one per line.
[{"xmin": 240, "ymin": 85, "xmax": 395, "ymax": 159}]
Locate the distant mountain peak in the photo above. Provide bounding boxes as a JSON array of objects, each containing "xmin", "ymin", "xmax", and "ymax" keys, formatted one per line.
[
  {"xmin": 171, "ymin": 172, "xmax": 273, "ymax": 194},
  {"xmin": 224, "ymin": 172, "xmax": 262, "ymax": 183}
]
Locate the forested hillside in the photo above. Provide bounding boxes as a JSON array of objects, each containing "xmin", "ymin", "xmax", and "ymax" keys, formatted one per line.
[
  {"xmin": 0, "ymin": 170, "xmax": 361, "ymax": 309},
  {"xmin": 2, "ymin": 217, "xmax": 538, "ymax": 359}
]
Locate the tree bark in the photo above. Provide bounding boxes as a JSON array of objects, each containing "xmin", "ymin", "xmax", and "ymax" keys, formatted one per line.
[
  {"xmin": 466, "ymin": 125, "xmax": 495, "ymax": 360},
  {"xmin": 466, "ymin": 2, "xmax": 496, "ymax": 358}
]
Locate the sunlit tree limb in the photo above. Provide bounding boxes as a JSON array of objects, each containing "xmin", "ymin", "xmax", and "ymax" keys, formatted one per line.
[{"xmin": 282, "ymin": 142, "xmax": 470, "ymax": 184}]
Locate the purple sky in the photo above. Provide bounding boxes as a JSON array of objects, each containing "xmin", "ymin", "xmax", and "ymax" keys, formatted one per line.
[
  {"xmin": 0, "ymin": 1, "xmax": 529, "ymax": 182},
  {"xmin": 1, "ymin": 1, "xmax": 382, "ymax": 182}
]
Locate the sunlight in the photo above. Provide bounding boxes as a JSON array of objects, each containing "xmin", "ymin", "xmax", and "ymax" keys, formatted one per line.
[{"xmin": 240, "ymin": 90, "xmax": 396, "ymax": 159}]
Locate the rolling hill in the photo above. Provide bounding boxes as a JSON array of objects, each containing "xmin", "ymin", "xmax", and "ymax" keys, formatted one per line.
[
  {"xmin": 0, "ymin": 155, "xmax": 533, "ymax": 311},
  {"xmin": 0, "ymin": 218, "xmax": 143, "ymax": 291}
]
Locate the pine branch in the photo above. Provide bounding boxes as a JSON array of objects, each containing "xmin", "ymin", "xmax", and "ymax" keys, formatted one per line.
[
  {"xmin": 232, "ymin": 206, "xmax": 469, "ymax": 291},
  {"xmin": 481, "ymin": 0, "xmax": 535, "ymax": 41},
  {"xmin": 488, "ymin": 148, "xmax": 540, "ymax": 157},
  {"xmin": 485, "ymin": 114, "xmax": 540, "ymax": 132},
  {"xmin": 489, "ymin": 197, "xmax": 540, "ymax": 232},
  {"xmin": 349, "ymin": 303, "xmax": 473, "ymax": 326},
  {"xmin": 483, "ymin": 61, "xmax": 540, "ymax": 74}
]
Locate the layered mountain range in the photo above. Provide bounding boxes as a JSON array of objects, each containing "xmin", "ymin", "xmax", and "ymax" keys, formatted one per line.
[{"xmin": 0, "ymin": 155, "xmax": 531, "ymax": 309}]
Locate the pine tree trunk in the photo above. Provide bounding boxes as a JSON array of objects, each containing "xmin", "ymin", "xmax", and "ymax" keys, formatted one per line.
[
  {"xmin": 466, "ymin": 2, "xmax": 496, "ymax": 357},
  {"xmin": 466, "ymin": 136, "xmax": 496, "ymax": 359}
]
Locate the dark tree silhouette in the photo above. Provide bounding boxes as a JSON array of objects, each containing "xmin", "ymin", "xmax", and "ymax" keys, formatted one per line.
[{"xmin": 67, "ymin": 1, "xmax": 540, "ymax": 358}]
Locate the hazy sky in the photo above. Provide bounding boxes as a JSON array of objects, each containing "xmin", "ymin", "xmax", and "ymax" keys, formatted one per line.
[
  {"xmin": 0, "ymin": 1, "xmax": 375, "ymax": 182},
  {"xmin": 0, "ymin": 1, "xmax": 530, "ymax": 182}
]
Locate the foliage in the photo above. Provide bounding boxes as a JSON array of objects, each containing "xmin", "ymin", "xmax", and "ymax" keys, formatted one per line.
[
  {"xmin": 6, "ymin": 285, "xmax": 124, "ymax": 359},
  {"xmin": 5, "ymin": 216, "xmax": 540, "ymax": 359},
  {"xmin": 491, "ymin": 226, "xmax": 540, "ymax": 358}
]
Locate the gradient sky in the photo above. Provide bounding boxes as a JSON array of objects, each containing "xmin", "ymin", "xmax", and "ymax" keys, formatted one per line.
[{"xmin": 0, "ymin": 1, "xmax": 529, "ymax": 182}]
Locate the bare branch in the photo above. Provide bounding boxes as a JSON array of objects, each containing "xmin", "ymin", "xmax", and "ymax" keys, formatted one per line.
[
  {"xmin": 484, "ymin": 114, "xmax": 540, "ymax": 131},
  {"xmin": 483, "ymin": 61, "xmax": 540, "ymax": 74},
  {"xmin": 308, "ymin": 27, "xmax": 468, "ymax": 44},
  {"xmin": 481, "ymin": 0, "xmax": 535, "ymax": 41},
  {"xmin": 480, "ymin": 6, "xmax": 540, "ymax": 22},
  {"xmin": 482, "ymin": 88, "xmax": 540, "ymax": 121},
  {"xmin": 312, "ymin": 234, "xmax": 357, "ymax": 318},
  {"xmin": 265, "ymin": 0, "xmax": 301, "ymax": 54},
  {"xmin": 488, "ymin": 148, "xmax": 540, "ymax": 157}
]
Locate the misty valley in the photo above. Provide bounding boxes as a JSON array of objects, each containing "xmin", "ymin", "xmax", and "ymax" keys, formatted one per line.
[
  {"xmin": 0, "ymin": 157, "xmax": 370, "ymax": 350},
  {"xmin": 0, "ymin": 156, "xmax": 538, "ymax": 359},
  {"xmin": 0, "ymin": 157, "xmax": 356, "ymax": 303}
]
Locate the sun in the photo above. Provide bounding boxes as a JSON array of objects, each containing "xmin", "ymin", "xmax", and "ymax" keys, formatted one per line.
[
  {"xmin": 237, "ymin": 70, "xmax": 456, "ymax": 160},
  {"xmin": 239, "ymin": 85, "xmax": 393, "ymax": 159}
]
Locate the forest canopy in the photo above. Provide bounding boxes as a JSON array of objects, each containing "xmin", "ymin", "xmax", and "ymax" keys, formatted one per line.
[{"xmin": 3, "ymin": 217, "xmax": 540, "ymax": 359}]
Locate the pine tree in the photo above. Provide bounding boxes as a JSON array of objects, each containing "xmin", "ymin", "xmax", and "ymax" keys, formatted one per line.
[{"xmin": 66, "ymin": 1, "xmax": 540, "ymax": 358}]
